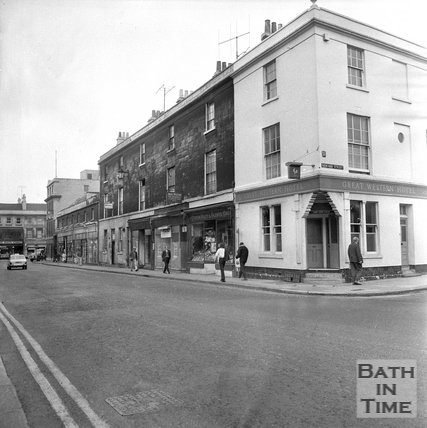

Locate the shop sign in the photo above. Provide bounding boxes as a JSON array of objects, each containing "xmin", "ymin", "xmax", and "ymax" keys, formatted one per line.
[
  {"xmin": 236, "ymin": 175, "xmax": 427, "ymax": 203},
  {"xmin": 105, "ymin": 202, "xmax": 113, "ymax": 209},
  {"xmin": 189, "ymin": 209, "xmax": 231, "ymax": 223},
  {"xmin": 160, "ymin": 227, "xmax": 171, "ymax": 238}
]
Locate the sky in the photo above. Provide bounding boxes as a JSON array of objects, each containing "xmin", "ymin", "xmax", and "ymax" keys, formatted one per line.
[{"xmin": 0, "ymin": 0, "xmax": 426, "ymax": 203}]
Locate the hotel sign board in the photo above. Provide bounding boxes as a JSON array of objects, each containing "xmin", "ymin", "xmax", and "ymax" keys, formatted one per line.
[{"xmin": 235, "ymin": 176, "xmax": 427, "ymax": 203}]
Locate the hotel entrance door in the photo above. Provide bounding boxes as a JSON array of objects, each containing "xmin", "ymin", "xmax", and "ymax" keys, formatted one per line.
[{"xmin": 306, "ymin": 216, "xmax": 339, "ymax": 269}]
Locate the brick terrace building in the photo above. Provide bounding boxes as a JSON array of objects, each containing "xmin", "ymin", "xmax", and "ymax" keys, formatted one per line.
[{"xmin": 98, "ymin": 65, "xmax": 234, "ymax": 274}]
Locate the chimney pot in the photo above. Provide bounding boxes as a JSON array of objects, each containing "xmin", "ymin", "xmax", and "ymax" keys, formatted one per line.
[
  {"xmin": 222, "ymin": 61, "xmax": 226, "ymax": 71},
  {"xmin": 261, "ymin": 19, "xmax": 271, "ymax": 41},
  {"xmin": 184, "ymin": 90, "xmax": 189, "ymax": 96},
  {"xmin": 216, "ymin": 60, "xmax": 221, "ymax": 72},
  {"xmin": 272, "ymin": 22, "xmax": 277, "ymax": 33}
]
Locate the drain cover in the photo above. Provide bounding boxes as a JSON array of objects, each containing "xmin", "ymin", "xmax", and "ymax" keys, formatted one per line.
[{"xmin": 106, "ymin": 390, "xmax": 184, "ymax": 416}]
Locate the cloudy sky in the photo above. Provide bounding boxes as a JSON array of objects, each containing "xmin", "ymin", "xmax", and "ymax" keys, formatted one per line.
[{"xmin": 1, "ymin": 0, "xmax": 426, "ymax": 203}]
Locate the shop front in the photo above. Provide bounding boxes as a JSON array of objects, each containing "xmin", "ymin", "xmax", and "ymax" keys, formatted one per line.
[{"xmin": 186, "ymin": 204, "xmax": 235, "ymax": 275}]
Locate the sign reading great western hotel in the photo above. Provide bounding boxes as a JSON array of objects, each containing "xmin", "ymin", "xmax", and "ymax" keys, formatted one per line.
[{"xmin": 235, "ymin": 176, "xmax": 427, "ymax": 203}]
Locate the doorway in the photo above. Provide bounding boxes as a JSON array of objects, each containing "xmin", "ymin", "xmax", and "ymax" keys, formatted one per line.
[
  {"xmin": 400, "ymin": 204, "xmax": 410, "ymax": 268},
  {"xmin": 306, "ymin": 216, "xmax": 339, "ymax": 269}
]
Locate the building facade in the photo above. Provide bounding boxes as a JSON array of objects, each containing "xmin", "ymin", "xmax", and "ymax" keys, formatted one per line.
[
  {"xmin": 45, "ymin": 170, "xmax": 100, "ymax": 260},
  {"xmin": 233, "ymin": 5, "xmax": 427, "ymax": 280},
  {"xmin": 56, "ymin": 193, "xmax": 99, "ymax": 264},
  {"xmin": 0, "ymin": 195, "xmax": 46, "ymax": 258},
  {"xmin": 98, "ymin": 66, "xmax": 235, "ymax": 274}
]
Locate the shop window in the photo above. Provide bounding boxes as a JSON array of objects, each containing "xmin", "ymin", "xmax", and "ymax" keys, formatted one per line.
[
  {"xmin": 205, "ymin": 150, "xmax": 217, "ymax": 195},
  {"xmin": 191, "ymin": 218, "xmax": 234, "ymax": 263},
  {"xmin": 264, "ymin": 123, "xmax": 281, "ymax": 179},
  {"xmin": 350, "ymin": 200, "xmax": 378, "ymax": 253},
  {"xmin": 27, "ymin": 228, "xmax": 33, "ymax": 238},
  {"xmin": 365, "ymin": 202, "xmax": 378, "ymax": 252},
  {"xmin": 261, "ymin": 205, "xmax": 282, "ymax": 252},
  {"xmin": 36, "ymin": 229, "xmax": 43, "ymax": 238},
  {"xmin": 118, "ymin": 228, "xmax": 123, "ymax": 252},
  {"xmin": 103, "ymin": 230, "xmax": 108, "ymax": 251}
]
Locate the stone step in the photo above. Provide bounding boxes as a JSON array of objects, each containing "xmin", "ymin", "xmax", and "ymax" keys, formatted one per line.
[{"xmin": 304, "ymin": 271, "xmax": 345, "ymax": 284}]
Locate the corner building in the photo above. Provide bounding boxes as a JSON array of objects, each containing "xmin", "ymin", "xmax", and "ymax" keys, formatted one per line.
[{"xmin": 233, "ymin": 5, "xmax": 427, "ymax": 280}]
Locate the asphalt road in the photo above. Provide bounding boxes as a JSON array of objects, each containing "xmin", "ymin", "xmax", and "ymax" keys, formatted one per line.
[{"xmin": 0, "ymin": 261, "xmax": 426, "ymax": 427}]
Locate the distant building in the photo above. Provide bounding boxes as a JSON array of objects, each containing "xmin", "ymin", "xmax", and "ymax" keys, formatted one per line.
[
  {"xmin": 56, "ymin": 193, "xmax": 99, "ymax": 264},
  {"xmin": 45, "ymin": 170, "xmax": 99, "ymax": 259},
  {"xmin": 233, "ymin": 5, "xmax": 427, "ymax": 280},
  {"xmin": 0, "ymin": 195, "xmax": 46, "ymax": 258}
]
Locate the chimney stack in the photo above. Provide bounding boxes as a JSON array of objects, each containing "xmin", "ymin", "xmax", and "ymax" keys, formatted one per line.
[
  {"xmin": 116, "ymin": 131, "xmax": 129, "ymax": 145},
  {"xmin": 261, "ymin": 19, "xmax": 271, "ymax": 41},
  {"xmin": 271, "ymin": 22, "xmax": 277, "ymax": 33},
  {"xmin": 21, "ymin": 194, "xmax": 27, "ymax": 210}
]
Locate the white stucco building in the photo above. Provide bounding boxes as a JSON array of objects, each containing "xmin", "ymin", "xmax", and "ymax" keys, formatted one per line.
[{"xmin": 233, "ymin": 4, "xmax": 427, "ymax": 281}]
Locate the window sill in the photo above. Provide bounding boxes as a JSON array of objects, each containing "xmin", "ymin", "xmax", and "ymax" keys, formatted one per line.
[
  {"xmin": 262, "ymin": 96, "xmax": 279, "ymax": 106},
  {"xmin": 392, "ymin": 97, "xmax": 411, "ymax": 105},
  {"xmin": 349, "ymin": 169, "xmax": 370, "ymax": 175},
  {"xmin": 259, "ymin": 253, "xmax": 283, "ymax": 259},
  {"xmin": 346, "ymin": 84, "xmax": 369, "ymax": 93},
  {"xmin": 363, "ymin": 253, "xmax": 383, "ymax": 260},
  {"xmin": 204, "ymin": 127, "xmax": 216, "ymax": 136}
]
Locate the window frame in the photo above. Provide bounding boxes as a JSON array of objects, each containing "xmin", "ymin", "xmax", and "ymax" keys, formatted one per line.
[
  {"xmin": 263, "ymin": 123, "xmax": 281, "ymax": 179},
  {"xmin": 168, "ymin": 125, "xmax": 175, "ymax": 151},
  {"xmin": 261, "ymin": 205, "xmax": 282, "ymax": 254},
  {"xmin": 264, "ymin": 60, "xmax": 277, "ymax": 101},
  {"xmin": 347, "ymin": 113, "xmax": 371, "ymax": 173},
  {"xmin": 139, "ymin": 143, "xmax": 146, "ymax": 166},
  {"xmin": 347, "ymin": 45, "xmax": 365, "ymax": 87},
  {"xmin": 139, "ymin": 179, "xmax": 146, "ymax": 211},
  {"xmin": 167, "ymin": 166, "xmax": 176, "ymax": 193},
  {"xmin": 350, "ymin": 200, "xmax": 379, "ymax": 254},
  {"xmin": 205, "ymin": 102, "xmax": 215, "ymax": 132},
  {"xmin": 118, "ymin": 187, "xmax": 124, "ymax": 215},
  {"xmin": 205, "ymin": 150, "xmax": 217, "ymax": 195}
]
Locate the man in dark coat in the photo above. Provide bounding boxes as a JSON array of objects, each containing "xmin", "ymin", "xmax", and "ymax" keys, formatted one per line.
[
  {"xmin": 348, "ymin": 236, "xmax": 363, "ymax": 285},
  {"xmin": 236, "ymin": 242, "xmax": 249, "ymax": 280},
  {"xmin": 162, "ymin": 246, "xmax": 171, "ymax": 274}
]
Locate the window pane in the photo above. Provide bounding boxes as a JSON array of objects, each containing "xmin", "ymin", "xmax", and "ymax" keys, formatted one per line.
[{"xmin": 365, "ymin": 202, "xmax": 377, "ymax": 224}]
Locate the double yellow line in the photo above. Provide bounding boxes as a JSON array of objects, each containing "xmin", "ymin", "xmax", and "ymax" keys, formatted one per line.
[{"xmin": 0, "ymin": 302, "xmax": 109, "ymax": 428}]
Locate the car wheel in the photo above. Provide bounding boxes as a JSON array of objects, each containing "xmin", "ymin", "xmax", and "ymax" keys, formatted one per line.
[{"xmin": 7, "ymin": 266, "xmax": 10, "ymax": 270}]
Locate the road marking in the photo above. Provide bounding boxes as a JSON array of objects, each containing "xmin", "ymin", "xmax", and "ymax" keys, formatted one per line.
[
  {"xmin": 0, "ymin": 302, "xmax": 110, "ymax": 428},
  {"xmin": 0, "ymin": 308, "xmax": 79, "ymax": 428}
]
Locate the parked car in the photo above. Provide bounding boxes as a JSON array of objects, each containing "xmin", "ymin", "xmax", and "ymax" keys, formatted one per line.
[
  {"xmin": 7, "ymin": 254, "xmax": 28, "ymax": 270},
  {"xmin": 29, "ymin": 252, "xmax": 36, "ymax": 261}
]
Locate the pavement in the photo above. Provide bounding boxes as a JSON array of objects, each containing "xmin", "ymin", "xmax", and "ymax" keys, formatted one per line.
[
  {"xmin": 2, "ymin": 261, "xmax": 427, "ymax": 428},
  {"xmin": 40, "ymin": 259, "xmax": 427, "ymax": 297}
]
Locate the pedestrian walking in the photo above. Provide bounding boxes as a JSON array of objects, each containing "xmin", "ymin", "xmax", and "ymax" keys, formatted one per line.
[
  {"xmin": 130, "ymin": 247, "xmax": 138, "ymax": 272},
  {"xmin": 348, "ymin": 236, "xmax": 363, "ymax": 285},
  {"xmin": 214, "ymin": 243, "xmax": 227, "ymax": 282},
  {"xmin": 236, "ymin": 242, "xmax": 249, "ymax": 280},
  {"xmin": 162, "ymin": 246, "xmax": 171, "ymax": 274}
]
